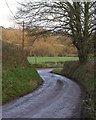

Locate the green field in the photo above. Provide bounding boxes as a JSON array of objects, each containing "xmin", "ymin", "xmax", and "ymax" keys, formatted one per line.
[{"xmin": 27, "ymin": 57, "xmax": 79, "ymax": 64}]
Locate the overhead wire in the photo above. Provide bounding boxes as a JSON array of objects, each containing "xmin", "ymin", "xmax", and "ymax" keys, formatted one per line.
[
  {"xmin": 5, "ymin": 0, "xmax": 23, "ymax": 48},
  {"xmin": 5, "ymin": 0, "xmax": 21, "ymax": 24}
]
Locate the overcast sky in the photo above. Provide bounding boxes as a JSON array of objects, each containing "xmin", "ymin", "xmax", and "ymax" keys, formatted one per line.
[
  {"xmin": 0, "ymin": 0, "xmax": 94, "ymax": 28},
  {"xmin": 0, "ymin": 0, "xmax": 47, "ymax": 28},
  {"xmin": 0, "ymin": 0, "xmax": 25, "ymax": 28}
]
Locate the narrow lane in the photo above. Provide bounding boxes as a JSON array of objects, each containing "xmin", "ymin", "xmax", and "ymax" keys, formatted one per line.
[{"xmin": 2, "ymin": 68, "xmax": 81, "ymax": 118}]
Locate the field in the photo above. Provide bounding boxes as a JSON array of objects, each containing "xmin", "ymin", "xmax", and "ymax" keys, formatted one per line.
[{"xmin": 27, "ymin": 56, "xmax": 79, "ymax": 64}]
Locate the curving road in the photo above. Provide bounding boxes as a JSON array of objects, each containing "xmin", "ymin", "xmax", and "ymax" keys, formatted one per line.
[{"xmin": 2, "ymin": 68, "xmax": 81, "ymax": 118}]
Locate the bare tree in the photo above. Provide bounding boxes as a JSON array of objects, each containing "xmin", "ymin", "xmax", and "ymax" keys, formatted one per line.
[{"xmin": 16, "ymin": 0, "xmax": 96, "ymax": 63}]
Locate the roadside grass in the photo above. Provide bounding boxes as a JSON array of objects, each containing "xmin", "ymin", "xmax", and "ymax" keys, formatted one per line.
[
  {"xmin": 52, "ymin": 60, "xmax": 95, "ymax": 118},
  {"xmin": 27, "ymin": 56, "xmax": 79, "ymax": 64},
  {"xmin": 2, "ymin": 41, "xmax": 43, "ymax": 104},
  {"xmin": 52, "ymin": 68, "xmax": 63, "ymax": 74}
]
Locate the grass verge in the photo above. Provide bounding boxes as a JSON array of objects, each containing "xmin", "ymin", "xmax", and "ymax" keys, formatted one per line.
[
  {"xmin": 2, "ymin": 67, "xmax": 43, "ymax": 104},
  {"xmin": 52, "ymin": 60, "xmax": 95, "ymax": 118}
]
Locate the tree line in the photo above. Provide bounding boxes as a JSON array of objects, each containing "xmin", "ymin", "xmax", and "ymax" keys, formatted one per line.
[{"xmin": 3, "ymin": 27, "xmax": 77, "ymax": 57}]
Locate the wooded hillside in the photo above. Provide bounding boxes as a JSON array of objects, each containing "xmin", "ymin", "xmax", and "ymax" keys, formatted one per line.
[{"xmin": 2, "ymin": 27, "xmax": 77, "ymax": 57}]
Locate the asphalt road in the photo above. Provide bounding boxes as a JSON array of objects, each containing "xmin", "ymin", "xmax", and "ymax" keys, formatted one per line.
[{"xmin": 2, "ymin": 68, "xmax": 81, "ymax": 118}]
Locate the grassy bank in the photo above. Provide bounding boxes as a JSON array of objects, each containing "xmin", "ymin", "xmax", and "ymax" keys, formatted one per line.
[
  {"xmin": 2, "ymin": 41, "xmax": 43, "ymax": 104},
  {"xmin": 2, "ymin": 67, "xmax": 43, "ymax": 104},
  {"xmin": 52, "ymin": 60, "xmax": 95, "ymax": 118}
]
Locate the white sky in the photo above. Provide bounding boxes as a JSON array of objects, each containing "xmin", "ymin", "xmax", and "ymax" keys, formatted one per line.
[
  {"xmin": 0, "ymin": 0, "xmax": 25, "ymax": 28},
  {"xmin": 0, "ymin": 0, "xmax": 45, "ymax": 28},
  {"xmin": 0, "ymin": 0, "xmax": 93, "ymax": 28}
]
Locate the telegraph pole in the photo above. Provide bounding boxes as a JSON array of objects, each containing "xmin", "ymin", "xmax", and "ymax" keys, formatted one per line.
[
  {"xmin": 22, "ymin": 21, "xmax": 24, "ymax": 50},
  {"xmin": 21, "ymin": 21, "xmax": 25, "ymax": 64}
]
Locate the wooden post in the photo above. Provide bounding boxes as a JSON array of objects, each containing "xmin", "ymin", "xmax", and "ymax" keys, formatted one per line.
[
  {"xmin": 35, "ymin": 55, "xmax": 37, "ymax": 64},
  {"xmin": 20, "ymin": 21, "xmax": 25, "ymax": 64},
  {"xmin": 22, "ymin": 21, "xmax": 24, "ymax": 50}
]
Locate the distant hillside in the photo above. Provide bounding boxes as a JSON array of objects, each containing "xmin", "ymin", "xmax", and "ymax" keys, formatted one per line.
[{"xmin": 2, "ymin": 28, "xmax": 77, "ymax": 57}]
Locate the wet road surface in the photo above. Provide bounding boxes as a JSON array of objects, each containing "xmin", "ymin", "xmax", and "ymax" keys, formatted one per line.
[{"xmin": 2, "ymin": 68, "xmax": 81, "ymax": 118}]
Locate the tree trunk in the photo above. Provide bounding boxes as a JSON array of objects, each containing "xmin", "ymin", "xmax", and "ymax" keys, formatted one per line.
[{"xmin": 78, "ymin": 50, "xmax": 88, "ymax": 64}]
